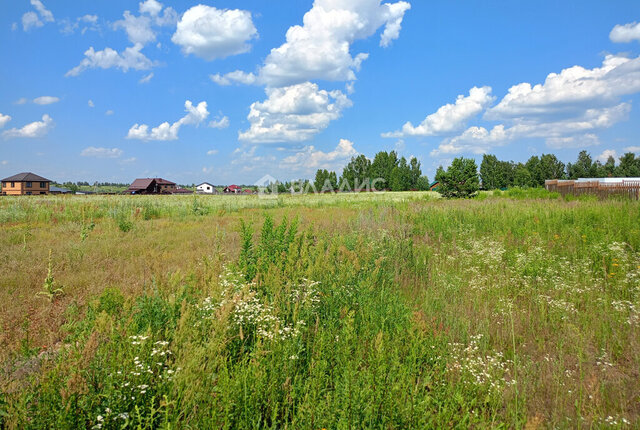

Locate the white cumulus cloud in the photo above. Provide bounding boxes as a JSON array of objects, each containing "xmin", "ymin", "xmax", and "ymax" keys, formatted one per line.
[
  {"xmin": 22, "ymin": 0, "xmax": 54, "ymax": 31},
  {"xmin": 80, "ymin": 147, "xmax": 123, "ymax": 158},
  {"xmin": 3, "ymin": 114, "xmax": 53, "ymax": 139},
  {"xmin": 383, "ymin": 86, "xmax": 494, "ymax": 137},
  {"xmin": 610, "ymin": 21, "xmax": 640, "ymax": 43},
  {"xmin": 279, "ymin": 139, "xmax": 358, "ymax": 172},
  {"xmin": 209, "ymin": 116, "xmax": 229, "ymax": 129},
  {"xmin": 171, "ymin": 5, "xmax": 257, "ymax": 61},
  {"xmin": 33, "ymin": 96, "xmax": 59, "ymax": 105},
  {"xmin": 66, "ymin": 44, "xmax": 155, "ymax": 76},
  {"xmin": 239, "ymin": 82, "xmax": 352, "ymax": 143},
  {"xmin": 624, "ymin": 146, "xmax": 640, "ymax": 153},
  {"xmin": 216, "ymin": 0, "xmax": 410, "ymax": 88},
  {"xmin": 127, "ymin": 100, "xmax": 209, "ymax": 141},
  {"xmin": 210, "ymin": 70, "xmax": 258, "ymax": 86},
  {"xmin": 0, "ymin": 114, "xmax": 11, "ymax": 128},
  {"xmin": 596, "ymin": 149, "xmax": 618, "ymax": 163}
]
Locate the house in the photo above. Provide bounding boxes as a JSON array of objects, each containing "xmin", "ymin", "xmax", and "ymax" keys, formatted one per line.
[
  {"xmin": 1, "ymin": 172, "xmax": 51, "ymax": 195},
  {"xmin": 429, "ymin": 181, "xmax": 440, "ymax": 191},
  {"xmin": 196, "ymin": 182, "xmax": 218, "ymax": 194},
  {"xmin": 125, "ymin": 178, "xmax": 176, "ymax": 194},
  {"xmin": 223, "ymin": 184, "xmax": 242, "ymax": 194},
  {"xmin": 50, "ymin": 186, "xmax": 73, "ymax": 194}
]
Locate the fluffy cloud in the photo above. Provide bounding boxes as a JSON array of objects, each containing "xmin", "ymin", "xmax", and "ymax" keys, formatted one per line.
[
  {"xmin": 114, "ymin": 0, "xmax": 177, "ymax": 45},
  {"xmin": 596, "ymin": 149, "xmax": 618, "ymax": 163},
  {"xmin": 66, "ymin": 44, "xmax": 155, "ymax": 76},
  {"xmin": 429, "ymin": 54, "xmax": 640, "ymax": 156},
  {"xmin": 127, "ymin": 100, "xmax": 209, "ymax": 141},
  {"xmin": 210, "ymin": 70, "xmax": 258, "ymax": 86},
  {"xmin": 171, "ymin": 5, "xmax": 257, "ymax": 61},
  {"xmin": 625, "ymin": 146, "xmax": 640, "ymax": 153},
  {"xmin": 610, "ymin": 22, "xmax": 640, "ymax": 43},
  {"xmin": 238, "ymin": 82, "xmax": 352, "ymax": 143},
  {"xmin": 383, "ymin": 86, "xmax": 493, "ymax": 137},
  {"xmin": 214, "ymin": 0, "xmax": 411, "ymax": 87},
  {"xmin": 486, "ymin": 55, "xmax": 640, "ymax": 120},
  {"xmin": 33, "ymin": 96, "xmax": 59, "ymax": 105},
  {"xmin": 206, "ymin": 149, "xmax": 219, "ymax": 155},
  {"xmin": 279, "ymin": 139, "xmax": 358, "ymax": 172},
  {"xmin": 114, "ymin": 11, "xmax": 156, "ymax": 45},
  {"xmin": 0, "ymin": 114, "xmax": 11, "ymax": 128},
  {"xmin": 80, "ymin": 147, "xmax": 123, "ymax": 158},
  {"xmin": 22, "ymin": 0, "xmax": 54, "ymax": 31},
  {"xmin": 209, "ymin": 116, "xmax": 229, "ymax": 129},
  {"xmin": 2, "ymin": 114, "xmax": 53, "ymax": 139},
  {"xmin": 88, "ymin": 99, "xmax": 95, "ymax": 107},
  {"xmin": 22, "ymin": 12, "xmax": 43, "ymax": 31}
]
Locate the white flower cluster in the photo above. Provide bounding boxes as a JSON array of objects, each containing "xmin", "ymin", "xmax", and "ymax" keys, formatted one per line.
[
  {"xmin": 445, "ymin": 334, "xmax": 514, "ymax": 394},
  {"xmin": 539, "ymin": 295, "xmax": 577, "ymax": 320}
]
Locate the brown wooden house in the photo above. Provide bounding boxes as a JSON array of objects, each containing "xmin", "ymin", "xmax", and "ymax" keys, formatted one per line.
[
  {"xmin": 1, "ymin": 172, "xmax": 51, "ymax": 195},
  {"xmin": 125, "ymin": 178, "xmax": 177, "ymax": 194}
]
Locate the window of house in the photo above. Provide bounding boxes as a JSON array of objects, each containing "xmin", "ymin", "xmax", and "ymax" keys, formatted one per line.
[
  {"xmin": 26, "ymin": 191, "xmax": 32, "ymax": 195},
  {"xmin": 26, "ymin": 182, "xmax": 32, "ymax": 188},
  {"xmin": 1, "ymin": 182, "xmax": 5, "ymax": 188},
  {"xmin": 40, "ymin": 182, "xmax": 46, "ymax": 188},
  {"xmin": 40, "ymin": 191, "xmax": 46, "ymax": 194},
  {"xmin": 11, "ymin": 182, "xmax": 15, "ymax": 187}
]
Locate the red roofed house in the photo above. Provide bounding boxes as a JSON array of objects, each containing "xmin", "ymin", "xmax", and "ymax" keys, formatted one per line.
[{"xmin": 223, "ymin": 184, "xmax": 242, "ymax": 194}]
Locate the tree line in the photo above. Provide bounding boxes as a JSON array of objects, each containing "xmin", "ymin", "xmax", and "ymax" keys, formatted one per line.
[
  {"xmin": 477, "ymin": 150, "xmax": 640, "ymax": 190},
  {"xmin": 434, "ymin": 150, "xmax": 640, "ymax": 198},
  {"xmin": 314, "ymin": 151, "xmax": 429, "ymax": 192}
]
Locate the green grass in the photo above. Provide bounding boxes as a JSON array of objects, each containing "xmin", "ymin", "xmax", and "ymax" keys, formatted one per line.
[{"xmin": 0, "ymin": 193, "xmax": 639, "ymax": 428}]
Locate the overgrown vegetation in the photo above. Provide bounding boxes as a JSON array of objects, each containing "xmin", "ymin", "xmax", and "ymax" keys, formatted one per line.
[{"xmin": 1, "ymin": 194, "xmax": 639, "ymax": 428}]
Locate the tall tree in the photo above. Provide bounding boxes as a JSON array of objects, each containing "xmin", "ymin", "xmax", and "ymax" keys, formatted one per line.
[
  {"xmin": 435, "ymin": 157, "xmax": 480, "ymax": 198},
  {"xmin": 409, "ymin": 157, "xmax": 422, "ymax": 189},
  {"xmin": 340, "ymin": 154, "xmax": 372, "ymax": 190},
  {"xmin": 567, "ymin": 150, "xmax": 598, "ymax": 179},
  {"xmin": 616, "ymin": 152, "xmax": 640, "ymax": 177}
]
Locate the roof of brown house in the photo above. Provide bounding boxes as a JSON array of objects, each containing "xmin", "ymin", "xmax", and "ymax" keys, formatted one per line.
[
  {"xmin": 2, "ymin": 172, "xmax": 51, "ymax": 182},
  {"xmin": 128, "ymin": 178, "xmax": 156, "ymax": 190},
  {"xmin": 155, "ymin": 178, "xmax": 176, "ymax": 185}
]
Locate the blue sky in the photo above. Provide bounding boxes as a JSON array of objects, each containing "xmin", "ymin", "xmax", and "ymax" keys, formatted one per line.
[{"xmin": 1, "ymin": 0, "xmax": 640, "ymax": 185}]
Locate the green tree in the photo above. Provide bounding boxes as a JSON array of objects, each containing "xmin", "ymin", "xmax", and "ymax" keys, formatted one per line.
[
  {"xmin": 408, "ymin": 157, "xmax": 422, "ymax": 189},
  {"xmin": 616, "ymin": 152, "xmax": 640, "ymax": 177},
  {"xmin": 389, "ymin": 156, "xmax": 413, "ymax": 191},
  {"xmin": 513, "ymin": 163, "xmax": 532, "ymax": 187},
  {"xmin": 340, "ymin": 154, "xmax": 372, "ymax": 190},
  {"xmin": 370, "ymin": 150, "xmax": 399, "ymax": 190},
  {"xmin": 416, "ymin": 175, "xmax": 430, "ymax": 191},
  {"xmin": 601, "ymin": 156, "xmax": 616, "ymax": 177},
  {"xmin": 435, "ymin": 157, "xmax": 480, "ymax": 198},
  {"xmin": 567, "ymin": 150, "xmax": 598, "ymax": 179}
]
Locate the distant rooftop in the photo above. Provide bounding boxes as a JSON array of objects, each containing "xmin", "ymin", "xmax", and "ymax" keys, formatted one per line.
[{"xmin": 2, "ymin": 172, "xmax": 51, "ymax": 182}]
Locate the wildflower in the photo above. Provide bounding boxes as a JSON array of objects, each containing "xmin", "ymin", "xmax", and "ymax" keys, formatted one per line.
[{"xmin": 97, "ymin": 415, "xmax": 104, "ymax": 422}]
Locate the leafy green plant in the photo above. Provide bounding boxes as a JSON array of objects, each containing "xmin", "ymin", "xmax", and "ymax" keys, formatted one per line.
[
  {"xmin": 80, "ymin": 220, "xmax": 95, "ymax": 241},
  {"xmin": 36, "ymin": 249, "xmax": 64, "ymax": 302}
]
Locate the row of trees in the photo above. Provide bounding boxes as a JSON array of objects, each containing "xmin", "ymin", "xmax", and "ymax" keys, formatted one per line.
[
  {"xmin": 315, "ymin": 151, "xmax": 429, "ymax": 192},
  {"xmin": 434, "ymin": 150, "xmax": 640, "ymax": 198},
  {"xmin": 478, "ymin": 150, "xmax": 640, "ymax": 190}
]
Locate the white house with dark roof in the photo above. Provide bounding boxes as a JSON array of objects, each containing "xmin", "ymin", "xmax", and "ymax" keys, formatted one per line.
[{"xmin": 196, "ymin": 182, "xmax": 218, "ymax": 194}]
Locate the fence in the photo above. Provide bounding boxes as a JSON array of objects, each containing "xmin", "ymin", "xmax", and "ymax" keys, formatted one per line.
[{"xmin": 545, "ymin": 179, "xmax": 640, "ymax": 200}]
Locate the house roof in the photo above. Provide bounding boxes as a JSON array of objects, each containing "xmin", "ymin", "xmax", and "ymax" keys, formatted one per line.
[
  {"xmin": 225, "ymin": 184, "xmax": 241, "ymax": 190},
  {"xmin": 197, "ymin": 182, "xmax": 214, "ymax": 187},
  {"xmin": 128, "ymin": 178, "xmax": 156, "ymax": 190},
  {"xmin": 2, "ymin": 172, "xmax": 51, "ymax": 182},
  {"xmin": 50, "ymin": 186, "xmax": 72, "ymax": 193},
  {"xmin": 155, "ymin": 178, "xmax": 175, "ymax": 185},
  {"xmin": 170, "ymin": 187, "xmax": 193, "ymax": 194}
]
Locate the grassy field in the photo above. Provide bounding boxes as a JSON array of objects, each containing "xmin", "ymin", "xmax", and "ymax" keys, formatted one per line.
[{"xmin": 1, "ymin": 191, "xmax": 639, "ymax": 428}]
